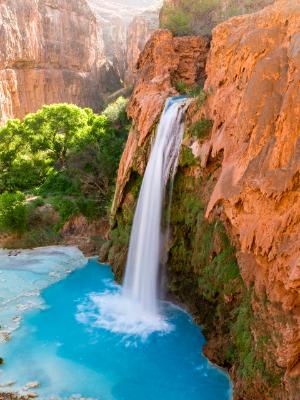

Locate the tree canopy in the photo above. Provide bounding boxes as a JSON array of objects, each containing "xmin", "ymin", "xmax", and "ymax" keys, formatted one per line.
[{"xmin": 0, "ymin": 99, "xmax": 130, "ymax": 217}]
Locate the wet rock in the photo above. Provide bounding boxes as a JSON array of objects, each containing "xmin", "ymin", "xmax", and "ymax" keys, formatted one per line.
[
  {"xmin": 112, "ymin": 29, "xmax": 209, "ymax": 217},
  {"xmin": 26, "ymin": 393, "xmax": 38, "ymax": 399},
  {"xmin": 0, "ymin": 381, "xmax": 16, "ymax": 387},
  {"xmin": 25, "ymin": 382, "xmax": 39, "ymax": 390}
]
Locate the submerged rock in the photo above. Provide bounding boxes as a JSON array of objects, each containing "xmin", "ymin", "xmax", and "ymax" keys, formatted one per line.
[{"xmin": 24, "ymin": 382, "xmax": 39, "ymax": 390}]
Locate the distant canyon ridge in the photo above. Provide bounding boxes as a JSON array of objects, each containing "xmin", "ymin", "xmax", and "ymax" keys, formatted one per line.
[{"xmin": 0, "ymin": 0, "xmax": 162, "ymax": 125}]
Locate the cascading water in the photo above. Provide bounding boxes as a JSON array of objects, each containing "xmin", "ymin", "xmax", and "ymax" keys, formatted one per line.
[
  {"xmin": 85, "ymin": 96, "xmax": 191, "ymax": 337},
  {"xmin": 123, "ymin": 96, "xmax": 190, "ymax": 315}
]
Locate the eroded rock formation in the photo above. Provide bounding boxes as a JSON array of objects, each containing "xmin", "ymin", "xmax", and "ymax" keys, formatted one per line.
[
  {"xmin": 125, "ymin": 10, "xmax": 161, "ymax": 85},
  {"xmin": 87, "ymin": 0, "xmax": 162, "ymax": 86},
  {"xmin": 111, "ymin": 29, "xmax": 209, "ymax": 216},
  {"xmin": 203, "ymin": 0, "xmax": 300, "ymax": 394},
  {"xmin": 109, "ymin": 1, "xmax": 300, "ymax": 398},
  {"xmin": 0, "ymin": 0, "xmax": 162, "ymax": 125},
  {"xmin": 0, "ymin": 0, "xmax": 106, "ymax": 125}
]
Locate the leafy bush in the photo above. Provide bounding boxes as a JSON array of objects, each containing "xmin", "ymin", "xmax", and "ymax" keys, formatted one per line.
[
  {"xmin": 2, "ymin": 227, "xmax": 60, "ymax": 249},
  {"xmin": 0, "ymin": 100, "xmax": 130, "ymax": 223},
  {"xmin": 0, "ymin": 192, "xmax": 28, "ymax": 234},
  {"xmin": 103, "ymin": 97, "xmax": 128, "ymax": 124},
  {"xmin": 37, "ymin": 169, "xmax": 79, "ymax": 196},
  {"xmin": 161, "ymin": 6, "xmax": 191, "ymax": 35},
  {"xmin": 161, "ymin": 0, "xmax": 219, "ymax": 35},
  {"xmin": 175, "ymin": 80, "xmax": 190, "ymax": 95},
  {"xmin": 190, "ymin": 118, "xmax": 213, "ymax": 138},
  {"xmin": 196, "ymin": 89, "xmax": 208, "ymax": 106},
  {"xmin": 175, "ymin": 81, "xmax": 207, "ymax": 99},
  {"xmin": 179, "ymin": 146, "xmax": 197, "ymax": 167},
  {"xmin": 30, "ymin": 197, "xmax": 45, "ymax": 208},
  {"xmin": 49, "ymin": 197, "xmax": 80, "ymax": 227}
]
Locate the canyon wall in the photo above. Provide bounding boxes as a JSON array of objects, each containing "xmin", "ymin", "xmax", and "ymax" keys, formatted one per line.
[
  {"xmin": 87, "ymin": 0, "xmax": 162, "ymax": 86},
  {"xmin": 0, "ymin": 0, "xmax": 106, "ymax": 125},
  {"xmin": 107, "ymin": 1, "xmax": 300, "ymax": 398},
  {"xmin": 125, "ymin": 10, "xmax": 161, "ymax": 85},
  {"xmin": 203, "ymin": 0, "xmax": 300, "ymax": 394},
  {"xmin": 0, "ymin": 0, "xmax": 162, "ymax": 125},
  {"xmin": 111, "ymin": 29, "xmax": 209, "ymax": 218}
]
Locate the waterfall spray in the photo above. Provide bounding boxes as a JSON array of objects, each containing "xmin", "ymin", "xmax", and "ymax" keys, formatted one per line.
[
  {"xmin": 87, "ymin": 96, "xmax": 190, "ymax": 337},
  {"xmin": 123, "ymin": 96, "xmax": 190, "ymax": 315}
]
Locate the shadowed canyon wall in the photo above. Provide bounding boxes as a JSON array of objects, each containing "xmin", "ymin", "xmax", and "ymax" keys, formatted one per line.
[
  {"xmin": 0, "ymin": 0, "xmax": 106, "ymax": 125},
  {"xmin": 106, "ymin": 1, "xmax": 300, "ymax": 398},
  {"xmin": 0, "ymin": 0, "xmax": 162, "ymax": 125},
  {"xmin": 125, "ymin": 10, "xmax": 161, "ymax": 86}
]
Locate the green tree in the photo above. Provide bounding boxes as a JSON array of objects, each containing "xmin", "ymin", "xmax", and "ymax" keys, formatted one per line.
[
  {"xmin": 0, "ymin": 100, "xmax": 130, "ymax": 223},
  {"xmin": 0, "ymin": 192, "xmax": 28, "ymax": 234},
  {"xmin": 24, "ymin": 104, "xmax": 90, "ymax": 166}
]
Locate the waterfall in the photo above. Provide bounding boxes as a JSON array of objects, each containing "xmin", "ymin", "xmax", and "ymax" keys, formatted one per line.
[
  {"xmin": 123, "ymin": 96, "xmax": 190, "ymax": 315},
  {"xmin": 87, "ymin": 96, "xmax": 190, "ymax": 337}
]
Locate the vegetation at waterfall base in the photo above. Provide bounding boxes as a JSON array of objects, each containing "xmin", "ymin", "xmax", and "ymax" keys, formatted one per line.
[
  {"xmin": 0, "ymin": 97, "xmax": 130, "ymax": 247},
  {"xmin": 167, "ymin": 166, "xmax": 285, "ymax": 398},
  {"xmin": 106, "ymin": 141, "xmax": 285, "ymax": 398}
]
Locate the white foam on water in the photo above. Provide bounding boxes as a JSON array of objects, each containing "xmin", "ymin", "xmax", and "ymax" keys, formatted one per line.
[
  {"xmin": 77, "ymin": 97, "xmax": 190, "ymax": 340},
  {"xmin": 76, "ymin": 290, "xmax": 173, "ymax": 341},
  {"xmin": 0, "ymin": 246, "xmax": 86, "ymax": 340}
]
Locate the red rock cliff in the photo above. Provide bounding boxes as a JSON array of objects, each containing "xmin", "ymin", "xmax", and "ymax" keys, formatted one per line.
[
  {"xmin": 125, "ymin": 9, "xmax": 160, "ymax": 86},
  {"xmin": 111, "ymin": 0, "xmax": 300, "ymax": 398},
  {"xmin": 111, "ymin": 29, "xmax": 209, "ymax": 216},
  {"xmin": 203, "ymin": 0, "xmax": 300, "ymax": 393},
  {"xmin": 0, "ymin": 0, "xmax": 106, "ymax": 125}
]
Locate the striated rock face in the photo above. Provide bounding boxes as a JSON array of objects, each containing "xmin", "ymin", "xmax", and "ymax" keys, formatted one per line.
[
  {"xmin": 87, "ymin": 0, "xmax": 162, "ymax": 86},
  {"xmin": 203, "ymin": 0, "xmax": 300, "ymax": 395},
  {"xmin": 111, "ymin": 30, "xmax": 209, "ymax": 216},
  {"xmin": 0, "ymin": 0, "xmax": 161, "ymax": 125},
  {"xmin": 125, "ymin": 10, "xmax": 160, "ymax": 86},
  {"xmin": 110, "ymin": 1, "xmax": 300, "ymax": 398},
  {"xmin": 0, "ymin": 0, "xmax": 107, "ymax": 125}
]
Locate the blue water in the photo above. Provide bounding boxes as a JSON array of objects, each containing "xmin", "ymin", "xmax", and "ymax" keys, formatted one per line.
[{"xmin": 0, "ymin": 258, "xmax": 231, "ymax": 399}]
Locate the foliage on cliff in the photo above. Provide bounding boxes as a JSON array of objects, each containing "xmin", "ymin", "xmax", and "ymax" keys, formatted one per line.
[{"xmin": 160, "ymin": 0, "xmax": 274, "ymax": 35}]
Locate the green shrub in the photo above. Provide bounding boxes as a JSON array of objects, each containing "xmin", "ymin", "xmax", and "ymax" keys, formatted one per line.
[
  {"xmin": 76, "ymin": 197, "xmax": 101, "ymax": 221},
  {"xmin": 30, "ymin": 197, "xmax": 45, "ymax": 208},
  {"xmin": 49, "ymin": 197, "xmax": 79, "ymax": 227},
  {"xmin": 179, "ymin": 146, "xmax": 197, "ymax": 167},
  {"xmin": 37, "ymin": 169, "xmax": 79, "ymax": 196},
  {"xmin": 190, "ymin": 118, "xmax": 213, "ymax": 139},
  {"xmin": 0, "ymin": 192, "xmax": 28, "ymax": 234},
  {"xmin": 161, "ymin": 0, "xmax": 220, "ymax": 35},
  {"xmin": 103, "ymin": 97, "xmax": 128, "ymax": 124},
  {"xmin": 196, "ymin": 89, "xmax": 208, "ymax": 106},
  {"xmin": 175, "ymin": 80, "xmax": 190, "ymax": 95},
  {"xmin": 174, "ymin": 82, "xmax": 207, "ymax": 100},
  {"xmin": 191, "ymin": 0, "xmax": 219, "ymax": 13},
  {"xmin": 161, "ymin": 6, "xmax": 191, "ymax": 35},
  {"xmin": 2, "ymin": 227, "xmax": 60, "ymax": 249}
]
